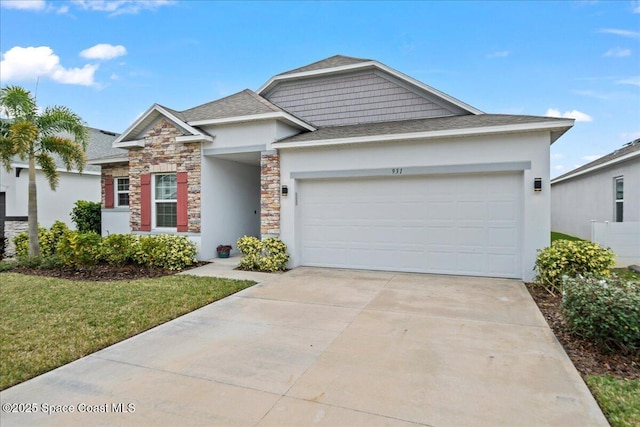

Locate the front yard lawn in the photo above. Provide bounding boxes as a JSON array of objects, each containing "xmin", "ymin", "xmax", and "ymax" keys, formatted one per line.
[
  {"xmin": 586, "ymin": 376, "xmax": 640, "ymax": 427},
  {"xmin": 551, "ymin": 231, "xmax": 584, "ymax": 242},
  {"xmin": 0, "ymin": 273, "xmax": 255, "ymax": 390}
]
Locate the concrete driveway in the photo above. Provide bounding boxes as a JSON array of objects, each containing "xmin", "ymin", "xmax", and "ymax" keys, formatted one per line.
[{"xmin": 0, "ymin": 268, "xmax": 608, "ymax": 426}]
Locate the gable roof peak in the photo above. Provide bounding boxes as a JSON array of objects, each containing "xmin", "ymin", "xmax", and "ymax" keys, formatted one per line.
[{"xmin": 277, "ymin": 54, "xmax": 373, "ymax": 76}]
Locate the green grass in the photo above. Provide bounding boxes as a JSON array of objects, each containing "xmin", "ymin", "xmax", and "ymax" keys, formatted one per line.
[
  {"xmin": 587, "ymin": 376, "xmax": 640, "ymax": 427},
  {"xmin": 551, "ymin": 231, "xmax": 584, "ymax": 242},
  {"xmin": 0, "ymin": 273, "xmax": 255, "ymax": 390}
]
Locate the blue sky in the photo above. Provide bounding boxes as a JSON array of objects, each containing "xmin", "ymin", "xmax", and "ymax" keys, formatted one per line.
[{"xmin": 1, "ymin": 0, "xmax": 638, "ymax": 178}]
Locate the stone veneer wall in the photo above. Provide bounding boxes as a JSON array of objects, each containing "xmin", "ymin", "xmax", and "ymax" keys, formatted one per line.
[
  {"xmin": 101, "ymin": 164, "xmax": 129, "ymax": 207},
  {"xmin": 4, "ymin": 220, "xmax": 28, "ymax": 257},
  {"xmin": 128, "ymin": 118, "xmax": 201, "ymax": 233},
  {"xmin": 260, "ymin": 151, "xmax": 280, "ymax": 236}
]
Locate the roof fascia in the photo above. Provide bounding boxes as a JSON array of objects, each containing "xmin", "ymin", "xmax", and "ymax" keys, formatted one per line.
[
  {"xmin": 188, "ymin": 111, "xmax": 315, "ymax": 131},
  {"xmin": 87, "ymin": 157, "xmax": 129, "ymax": 165},
  {"xmin": 551, "ymin": 150, "xmax": 640, "ymax": 185},
  {"xmin": 10, "ymin": 162, "xmax": 101, "ymax": 176},
  {"xmin": 272, "ymin": 120, "xmax": 575, "ymax": 150},
  {"xmin": 258, "ymin": 60, "xmax": 483, "ymax": 115}
]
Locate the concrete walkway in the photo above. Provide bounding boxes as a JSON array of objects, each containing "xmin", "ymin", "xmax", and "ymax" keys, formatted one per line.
[{"xmin": 0, "ymin": 268, "xmax": 608, "ymax": 426}]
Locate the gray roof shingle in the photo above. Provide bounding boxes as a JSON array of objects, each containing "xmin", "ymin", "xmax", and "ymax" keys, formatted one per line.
[
  {"xmin": 277, "ymin": 55, "xmax": 372, "ymax": 76},
  {"xmin": 180, "ymin": 89, "xmax": 283, "ymax": 122},
  {"xmin": 278, "ymin": 114, "xmax": 572, "ymax": 143},
  {"xmin": 552, "ymin": 138, "xmax": 640, "ymax": 182}
]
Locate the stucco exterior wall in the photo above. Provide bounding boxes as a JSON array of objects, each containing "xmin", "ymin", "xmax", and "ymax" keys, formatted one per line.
[
  {"xmin": 551, "ymin": 157, "xmax": 640, "ymax": 239},
  {"xmin": 1, "ymin": 167, "xmax": 100, "ymax": 228},
  {"xmin": 200, "ymin": 156, "xmax": 260, "ymax": 260},
  {"xmin": 278, "ymin": 131, "xmax": 552, "ymax": 281}
]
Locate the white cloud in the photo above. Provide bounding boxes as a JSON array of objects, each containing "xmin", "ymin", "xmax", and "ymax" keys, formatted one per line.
[
  {"xmin": 550, "ymin": 153, "xmax": 565, "ymax": 160},
  {"xmin": 56, "ymin": 5, "xmax": 68, "ymax": 14},
  {"xmin": 80, "ymin": 44, "xmax": 127, "ymax": 60},
  {"xmin": 553, "ymin": 165, "xmax": 566, "ymax": 172},
  {"xmin": 604, "ymin": 47, "xmax": 631, "ymax": 57},
  {"xmin": 0, "ymin": 0, "xmax": 46, "ymax": 10},
  {"xmin": 0, "ymin": 46, "xmax": 97, "ymax": 86},
  {"xmin": 582, "ymin": 154, "xmax": 602, "ymax": 162},
  {"xmin": 633, "ymin": 1, "xmax": 640, "ymax": 13},
  {"xmin": 599, "ymin": 28, "xmax": 640, "ymax": 39},
  {"xmin": 487, "ymin": 50, "xmax": 509, "ymax": 58},
  {"xmin": 616, "ymin": 76, "xmax": 640, "ymax": 86},
  {"xmin": 545, "ymin": 108, "xmax": 593, "ymax": 122},
  {"xmin": 71, "ymin": 0, "xmax": 174, "ymax": 16}
]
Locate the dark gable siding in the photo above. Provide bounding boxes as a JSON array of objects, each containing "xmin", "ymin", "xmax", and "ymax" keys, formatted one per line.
[{"xmin": 265, "ymin": 70, "xmax": 462, "ymax": 127}]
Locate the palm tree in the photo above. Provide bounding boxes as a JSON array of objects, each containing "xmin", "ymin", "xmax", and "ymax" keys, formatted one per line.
[{"xmin": 0, "ymin": 85, "xmax": 89, "ymax": 258}]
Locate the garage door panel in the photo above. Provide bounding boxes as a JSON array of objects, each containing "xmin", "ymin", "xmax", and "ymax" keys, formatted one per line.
[{"xmin": 299, "ymin": 173, "xmax": 522, "ymax": 278}]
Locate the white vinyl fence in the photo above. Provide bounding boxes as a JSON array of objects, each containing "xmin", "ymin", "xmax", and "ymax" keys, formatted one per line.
[{"xmin": 591, "ymin": 221, "xmax": 640, "ymax": 267}]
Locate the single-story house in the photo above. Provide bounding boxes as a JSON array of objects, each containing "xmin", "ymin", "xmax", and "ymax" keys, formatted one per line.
[
  {"xmin": 551, "ymin": 139, "xmax": 639, "ymax": 266},
  {"xmin": 1, "ymin": 127, "xmax": 121, "ymax": 254},
  {"xmin": 92, "ymin": 55, "xmax": 574, "ymax": 281}
]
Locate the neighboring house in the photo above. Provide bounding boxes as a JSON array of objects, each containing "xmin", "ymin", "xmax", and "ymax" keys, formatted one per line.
[
  {"xmin": 91, "ymin": 55, "xmax": 574, "ymax": 281},
  {"xmin": 0, "ymin": 127, "xmax": 122, "ymax": 253},
  {"xmin": 551, "ymin": 139, "xmax": 640, "ymax": 266}
]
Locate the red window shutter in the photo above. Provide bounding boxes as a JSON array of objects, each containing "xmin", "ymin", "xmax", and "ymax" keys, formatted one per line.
[
  {"xmin": 176, "ymin": 172, "xmax": 188, "ymax": 232},
  {"xmin": 104, "ymin": 178, "xmax": 114, "ymax": 208},
  {"xmin": 140, "ymin": 174, "xmax": 151, "ymax": 231}
]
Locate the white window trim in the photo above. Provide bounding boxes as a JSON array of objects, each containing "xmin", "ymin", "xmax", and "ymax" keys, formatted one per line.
[
  {"xmin": 115, "ymin": 177, "xmax": 130, "ymax": 207},
  {"xmin": 153, "ymin": 173, "xmax": 177, "ymax": 230},
  {"xmin": 614, "ymin": 176, "xmax": 624, "ymax": 222}
]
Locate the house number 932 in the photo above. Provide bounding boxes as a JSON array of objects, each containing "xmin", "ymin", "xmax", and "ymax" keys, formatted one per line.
[{"xmin": 391, "ymin": 168, "xmax": 403, "ymax": 175}]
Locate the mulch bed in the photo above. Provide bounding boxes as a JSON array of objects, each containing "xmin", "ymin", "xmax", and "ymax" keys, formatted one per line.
[
  {"xmin": 10, "ymin": 262, "xmax": 208, "ymax": 282},
  {"xmin": 525, "ymin": 282, "xmax": 639, "ymax": 380}
]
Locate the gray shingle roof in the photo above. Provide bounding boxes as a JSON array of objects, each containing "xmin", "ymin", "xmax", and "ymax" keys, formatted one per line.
[
  {"xmin": 180, "ymin": 89, "xmax": 283, "ymax": 122},
  {"xmin": 552, "ymin": 138, "xmax": 640, "ymax": 182},
  {"xmin": 277, "ymin": 55, "xmax": 372, "ymax": 76},
  {"xmin": 278, "ymin": 114, "xmax": 572, "ymax": 143}
]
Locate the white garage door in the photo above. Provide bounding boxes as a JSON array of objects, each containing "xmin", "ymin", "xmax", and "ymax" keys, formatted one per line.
[{"xmin": 299, "ymin": 172, "xmax": 522, "ymax": 278}]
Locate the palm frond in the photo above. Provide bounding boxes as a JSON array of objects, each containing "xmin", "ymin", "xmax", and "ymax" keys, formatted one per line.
[
  {"xmin": 0, "ymin": 136, "xmax": 16, "ymax": 171},
  {"xmin": 8, "ymin": 121, "xmax": 38, "ymax": 157},
  {"xmin": 40, "ymin": 135, "xmax": 87, "ymax": 172},
  {"xmin": 38, "ymin": 106, "xmax": 89, "ymax": 151},
  {"xmin": 35, "ymin": 152, "xmax": 59, "ymax": 190},
  {"xmin": 0, "ymin": 86, "xmax": 38, "ymax": 120}
]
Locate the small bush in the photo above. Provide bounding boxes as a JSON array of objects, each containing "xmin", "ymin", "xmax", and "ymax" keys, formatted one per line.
[
  {"xmin": 563, "ymin": 275, "xmax": 640, "ymax": 355},
  {"xmin": 237, "ymin": 236, "xmax": 289, "ymax": 272},
  {"xmin": 101, "ymin": 233, "xmax": 136, "ymax": 266},
  {"xmin": 0, "ymin": 237, "xmax": 6, "ymax": 261},
  {"xmin": 153, "ymin": 234, "xmax": 198, "ymax": 271},
  {"xmin": 70, "ymin": 200, "xmax": 101, "ymax": 234},
  {"xmin": 130, "ymin": 234, "xmax": 197, "ymax": 271},
  {"xmin": 13, "ymin": 222, "xmax": 70, "ymax": 259},
  {"xmin": 56, "ymin": 231, "xmax": 102, "ymax": 269},
  {"xmin": 534, "ymin": 240, "xmax": 615, "ymax": 295}
]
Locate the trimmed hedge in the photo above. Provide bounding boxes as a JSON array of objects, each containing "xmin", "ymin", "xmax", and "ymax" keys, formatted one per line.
[{"xmin": 13, "ymin": 225, "xmax": 198, "ymax": 271}]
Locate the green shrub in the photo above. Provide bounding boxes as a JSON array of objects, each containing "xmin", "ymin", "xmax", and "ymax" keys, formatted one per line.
[
  {"xmin": 13, "ymin": 222, "xmax": 70, "ymax": 259},
  {"xmin": 152, "ymin": 234, "xmax": 198, "ymax": 271},
  {"xmin": 534, "ymin": 240, "xmax": 615, "ymax": 295},
  {"xmin": 13, "ymin": 232, "xmax": 29, "ymax": 258},
  {"xmin": 236, "ymin": 235, "xmax": 261, "ymax": 270},
  {"xmin": 563, "ymin": 275, "xmax": 640, "ymax": 355},
  {"xmin": 130, "ymin": 235, "xmax": 197, "ymax": 271},
  {"xmin": 101, "ymin": 233, "xmax": 136, "ymax": 266},
  {"xmin": 70, "ymin": 200, "xmax": 101, "ymax": 234},
  {"xmin": 236, "ymin": 235, "xmax": 289, "ymax": 272},
  {"xmin": 56, "ymin": 231, "xmax": 102, "ymax": 269}
]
